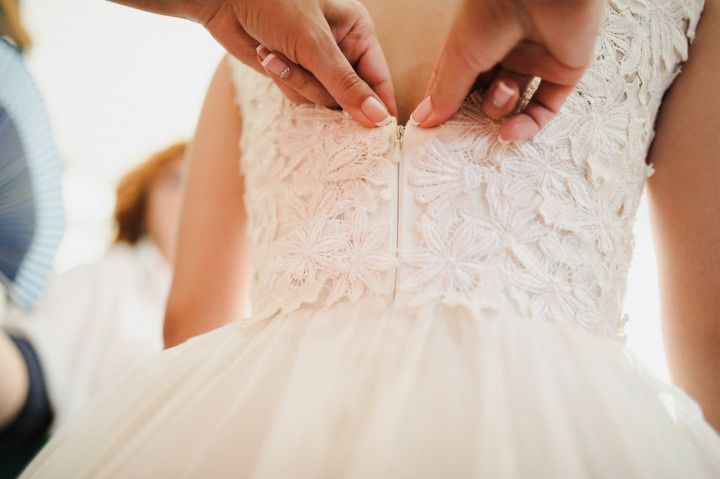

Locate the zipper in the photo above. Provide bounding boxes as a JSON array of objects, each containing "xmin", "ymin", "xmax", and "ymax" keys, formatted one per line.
[{"xmin": 391, "ymin": 124, "xmax": 405, "ymax": 302}]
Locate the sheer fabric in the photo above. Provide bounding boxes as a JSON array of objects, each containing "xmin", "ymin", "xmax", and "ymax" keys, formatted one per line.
[{"xmin": 22, "ymin": 1, "xmax": 720, "ymax": 477}]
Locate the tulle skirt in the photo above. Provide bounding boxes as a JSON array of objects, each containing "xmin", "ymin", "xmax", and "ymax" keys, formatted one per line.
[{"xmin": 21, "ymin": 297, "xmax": 720, "ymax": 478}]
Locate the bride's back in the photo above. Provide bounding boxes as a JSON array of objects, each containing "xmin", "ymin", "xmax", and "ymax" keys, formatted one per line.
[
  {"xmin": 228, "ymin": 0, "xmax": 703, "ymax": 343},
  {"xmin": 361, "ymin": 0, "xmax": 461, "ymax": 121}
]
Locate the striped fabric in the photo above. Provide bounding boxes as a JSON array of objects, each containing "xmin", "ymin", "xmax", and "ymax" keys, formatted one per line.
[{"xmin": 0, "ymin": 38, "xmax": 64, "ymax": 309}]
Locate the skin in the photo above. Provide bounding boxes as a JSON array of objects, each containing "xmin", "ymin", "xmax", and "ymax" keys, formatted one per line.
[
  {"xmin": 0, "ymin": 328, "xmax": 28, "ymax": 428},
  {"xmin": 0, "ymin": 158, "xmax": 187, "ymax": 428},
  {"xmin": 255, "ymin": 0, "xmax": 602, "ymax": 138},
  {"xmin": 110, "ymin": 0, "xmax": 396, "ymax": 128},
  {"xmin": 259, "ymin": 0, "xmax": 602, "ymax": 138},
  {"xmin": 646, "ymin": 0, "xmax": 720, "ymax": 434},
  {"xmin": 110, "ymin": 0, "xmax": 601, "ymax": 139},
  {"xmin": 409, "ymin": 0, "xmax": 602, "ymax": 140},
  {"xmin": 162, "ymin": 59, "xmax": 251, "ymax": 349},
  {"xmin": 165, "ymin": 1, "xmax": 719, "ymax": 433},
  {"xmin": 146, "ymin": 157, "xmax": 187, "ymax": 263},
  {"xmin": 359, "ymin": 0, "xmax": 461, "ymax": 124}
]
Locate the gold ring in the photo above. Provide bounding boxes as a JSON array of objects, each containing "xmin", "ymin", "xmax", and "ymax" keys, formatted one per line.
[{"xmin": 513, "ymin": 76, "xmax": 542, "ymax": 114}]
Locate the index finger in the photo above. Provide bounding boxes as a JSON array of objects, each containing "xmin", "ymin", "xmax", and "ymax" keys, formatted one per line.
[
  {"xmin": 352, "ymin": 33, "xmax": 397, "ymax": 117},
  {"xmin": 297, "ymin": 29, "xmax": 392, "ymax": 127},
  {"xmin": 411, "ymin": 3, "xmax": 523, "ymax": 128}
]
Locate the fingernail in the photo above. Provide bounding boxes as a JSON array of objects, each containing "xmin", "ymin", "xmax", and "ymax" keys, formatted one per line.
[
  {"xmin": 261, "ymin": 53, "xmax": 290, "ymax": 79},
  {"xmin": 256, "ymin": 45, "xmax": 270, "ymax": 60},
  {"xmin": 492, "ymin": 81, "xmax": 514, "ymax": 108},
  {"xmin": 361, "ymin": 96, "xmax": 392, "ymax": 127},
  {"xmin": 410, "ymin": 96, "xmax": 432, "ymax": 126}
]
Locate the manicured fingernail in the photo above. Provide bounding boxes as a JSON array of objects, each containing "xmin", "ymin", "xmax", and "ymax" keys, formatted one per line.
[
  {"xmin": 492, "ymin": 81, "xmax": 514, "ymax": 108},
  {"xmin": 261, "ymin": 53, "xmax": 290, "ymax": 79},
  {"xmin": 256, "ymin": 45, "xmax": 270, "ymax": 60},
  {"xmin": 410, "ymin": 96, "xmax": 432, "ymax": 126},
  {"xmin": 361, "ymin": 96, "xmax": 392, "ymax": 127}
]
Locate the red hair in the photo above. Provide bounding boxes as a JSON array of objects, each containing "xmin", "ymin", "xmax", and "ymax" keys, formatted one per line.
[
  {"xmin": 0, "ymin": 0, "xmax": 32, "ymax": 51},
  {"xmin": 113, "ymin": 142, "xmax": 187, "ymax": 245}
]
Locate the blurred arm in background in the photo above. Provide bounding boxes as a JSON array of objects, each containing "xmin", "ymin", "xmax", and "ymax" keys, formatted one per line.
[
  {"xmin": 0, "ymin": 326, "xmax": 27, "ymax": 428},
  {"xmin": 163, "ymin": 57, "xmax": 250, "ymax": 349}
]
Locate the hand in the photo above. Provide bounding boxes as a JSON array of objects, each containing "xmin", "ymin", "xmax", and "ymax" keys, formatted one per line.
[
  {"xmin": 181, "ymin": 0, "xmax": 397, "ymax": 128},
  {"xmin": 410, "ymin": 0, "xmax": 604, "ymax": 140}
]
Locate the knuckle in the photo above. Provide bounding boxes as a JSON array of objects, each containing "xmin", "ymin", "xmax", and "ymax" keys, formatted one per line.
[
  {"xmin": 354, "ymin": 17, "xmax": 375, "ymax": 39},
  {"xmin": 456, "ymin": 44, "xmax": 491, "ymax": 73},
  {"xmin": 295, "ymin": 29, "xmax": 332, "ymax": 65},
  {"xmin": 337, "ymin": 68, "xmax": 366, "ymax": 96},
  {"xmin": 344, "ymin": 0, "xmax": 371, "ymax": 22},
  {"xmin": 302, "ymin": 27, "xmax": 330, "ymax": 51},
  {"xmin": 353, "ymin": 0, "xmax": 370, "ymax": 16},
  {"xmin": 347, "ymin": 3, "xmax": 375, "ymax": 36}
]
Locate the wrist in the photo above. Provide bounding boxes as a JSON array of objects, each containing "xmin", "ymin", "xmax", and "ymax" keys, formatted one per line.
[
  {"xmin": 178, "ymin": 0, "xmax": 225, "ymax": 24},
  {"xmin": 107, "ymin": 0, "xmax": 224, "ymax": 24}
]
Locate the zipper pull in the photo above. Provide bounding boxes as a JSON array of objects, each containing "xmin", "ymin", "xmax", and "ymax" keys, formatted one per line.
[{"xmin": 392, "ymin": 125, "xmax": 405, "ymax": 164}]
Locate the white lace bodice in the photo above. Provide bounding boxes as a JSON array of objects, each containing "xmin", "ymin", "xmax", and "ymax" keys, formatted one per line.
[{"xmin": 229, "ymin": 0, "xmax": 703, "ymax": 343}]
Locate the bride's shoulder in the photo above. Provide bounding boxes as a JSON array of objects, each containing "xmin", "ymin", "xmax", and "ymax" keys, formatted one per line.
[
  {"xmin": 223, "ymin": 55, "xmax": 278, "ymax": 110},
  {"xmin": 225, "ymin": 55, "xmax": 265, "ymax": 87}
]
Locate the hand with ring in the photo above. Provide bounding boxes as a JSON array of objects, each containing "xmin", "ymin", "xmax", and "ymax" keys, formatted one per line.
[{"xmin": 410, "ymin": 0, "xmax": 605, "ymax": 141}]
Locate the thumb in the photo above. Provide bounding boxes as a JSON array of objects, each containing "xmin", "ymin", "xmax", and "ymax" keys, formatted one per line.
[
  {"xmin": 298, "ymin": 27, "xmax": 392, "ymax": 128},
  {"xmin": 411, "ymin": 3, "xmax": 523, "ymax": 128}
]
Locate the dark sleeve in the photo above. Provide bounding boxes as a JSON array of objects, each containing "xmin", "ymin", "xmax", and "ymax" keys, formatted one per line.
[{"xmin": 0, "ymin": 334, "xmax": 54, "ymax": 459}]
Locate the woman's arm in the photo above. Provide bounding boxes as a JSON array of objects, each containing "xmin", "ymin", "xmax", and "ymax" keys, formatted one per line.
[
  {"xmin": 163, "ymin": 57, "xmax": 251, "ymax": 349},
  {"xmin": 646, "ymin": 0, "xmax": 720, "ymax": 432},
  {"xmin": 0, "ymin": 329, "xmax": 28, "ymax": 427}
]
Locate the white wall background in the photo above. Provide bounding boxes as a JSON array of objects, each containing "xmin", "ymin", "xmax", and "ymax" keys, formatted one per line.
[
  {"xmin": 19, "ymin": 0, "xmax": 671, "ymax": 382},
  {"xmin": 22, "ymin": 0, "xmax": 224, "ymax": 268}
]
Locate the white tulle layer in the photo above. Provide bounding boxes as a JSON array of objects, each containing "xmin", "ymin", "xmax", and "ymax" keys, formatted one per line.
[{"xmin": 22, "ymin": 297, "xmax": 720, "ymax": 478}]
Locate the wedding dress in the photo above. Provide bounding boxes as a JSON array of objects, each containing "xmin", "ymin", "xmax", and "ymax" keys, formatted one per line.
[{"xmin": 21, "ymin": 1, "xmax": 720, "ymax": 477}]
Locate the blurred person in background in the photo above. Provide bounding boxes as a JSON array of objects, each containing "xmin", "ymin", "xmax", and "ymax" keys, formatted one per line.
[
  {"xmin": 0, "ymin": 0, "xmax": 30, "ymax": 52},
  {"xmin": 23, "ymin": 0, "xmax": 720, "ymax": 476},
  {"xmin": 1, "ymin": 4, "xmax": 188, "ymax": 471},
  {"xmin": 1, "ymin": 1, "xmax": 60, "ymax": 474},
  {"xmin": 0, "ymin": 288, "xmax": 52, "ymax": 477},
  {"xmin": 1, "ymin": 142, "xmax": 187, "ymax": 443}
]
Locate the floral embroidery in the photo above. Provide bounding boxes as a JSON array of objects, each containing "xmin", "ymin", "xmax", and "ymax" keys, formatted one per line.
[
  {"xmin": 326, "ymin": 213, "xmax": 395, "ymax": 305},
  {"xmin": 411, "ymin": 137, "xmax": 491, "ymax": 219},
  {"xmin": 228, "ymin": 0, "xmax": 703, "ymax": 341},
  {"xmin": 396, "ymin": 0, "xmax": 701, "ymax": 342},
  {"xmin": 402, "ymin": 219, "xmax": 486, "ymax": 296}
]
